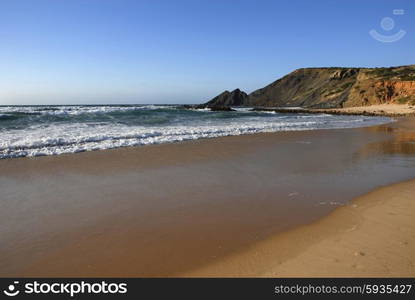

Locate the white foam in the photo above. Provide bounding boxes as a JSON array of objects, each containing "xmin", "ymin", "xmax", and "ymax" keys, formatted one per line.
[
  {"xmin": 0, "ymin": 105, "xmax": 176, "ymax": 116},
  {"xmin": 231, "ymin": 107, "xmax": 253, "ymax": 112},
  {"xmin": 0, "ymin": 116, "xmax": 389, "ymax": 159},
  {"xmin": 0, "ymin": 106, "xmax": 392, "ymax": 159}
]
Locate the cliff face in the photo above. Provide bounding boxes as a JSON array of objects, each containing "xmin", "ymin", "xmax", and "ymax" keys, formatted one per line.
[
  {"xmin": 345, "ymin": 75, "xmax": 415, "ymax": 107},
  {"xmin": 202, "ymin": 65, "xmax": 415, "ymax": 108}
]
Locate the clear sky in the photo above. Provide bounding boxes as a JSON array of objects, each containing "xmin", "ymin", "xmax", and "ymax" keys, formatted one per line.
[{"xmin": 0, "ymin": 0, "xmax": 414, "ymax": 105}]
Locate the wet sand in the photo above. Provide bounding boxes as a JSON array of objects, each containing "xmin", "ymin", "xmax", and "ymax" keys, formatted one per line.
[
  {"xmin": 0, "ymin": 117, "xmax": 414, "ymax": 277},
  {"xmin": 185, "ymin": 179, "xmax": 415, "ymax": 277}
]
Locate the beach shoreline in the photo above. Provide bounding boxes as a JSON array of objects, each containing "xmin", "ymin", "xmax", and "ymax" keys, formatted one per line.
[
  {"xmin": 184, "ymin": 178, "xmax": 415, "ymax": 277},
  {"xmin": 0, "ymin": 115, "xmax": 414, "ymax": 277},
  {"xmin": 252, "ymin": 103, "xmax": 415, "ymax": 117}
]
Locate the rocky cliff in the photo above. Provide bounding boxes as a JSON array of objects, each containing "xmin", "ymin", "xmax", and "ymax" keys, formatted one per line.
[
  {"xmin": 204, "ymin": 89, "xmax": 248, "ymax": 107},
  {"xmin": 201, "ymin": 65, "xmax": 415, "ymax": 108}
]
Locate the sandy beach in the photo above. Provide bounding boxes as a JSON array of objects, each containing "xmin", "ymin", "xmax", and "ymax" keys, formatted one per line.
[
  {"xmin": 0, "ymin": 116, "xmax": 414, "ymax": 277},
  {"xmin": 185, "ymin": 179, "xmax": 415, "ymax": 277},
  {"xmin": 255, "ymin": 103, "xmax": 415, "ymax": 117},
  {"xmin": 2, "ymin": 0, "xmax": 415, "ymax": 285},
  {"xmin": 320, "ymin": 104, "xmax": 415, "ymax": 117}
]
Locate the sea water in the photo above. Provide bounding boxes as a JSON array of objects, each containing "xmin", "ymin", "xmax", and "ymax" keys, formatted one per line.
[{"xmin": 0, "ymin": 105, "xmax": 391, "ymax": 159}]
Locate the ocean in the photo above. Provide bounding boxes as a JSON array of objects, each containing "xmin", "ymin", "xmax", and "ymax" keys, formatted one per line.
[{"xmin": 0, "ymin": 105, "xmax": 391, "ymax": 159}]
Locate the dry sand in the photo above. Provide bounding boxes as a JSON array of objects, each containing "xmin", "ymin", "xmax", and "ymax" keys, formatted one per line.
[
  {"xmin": 320, "ymin": 103, "xmax": 415, "ymax": 116},
  {"xmin": 255, "ymin": 103, "xmax": 415, "ymax": 117},
  {"xmin": 185, "ymin": 179, "xmax": 415, "ymax": 277}
]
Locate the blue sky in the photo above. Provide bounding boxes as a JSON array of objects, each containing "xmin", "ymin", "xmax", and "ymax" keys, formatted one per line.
[{"xmin": 0, "ymin": 0, "xmax": 414, "ymax": 104}]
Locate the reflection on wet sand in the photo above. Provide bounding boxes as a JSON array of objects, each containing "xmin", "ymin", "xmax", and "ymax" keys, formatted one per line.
[{"xmin": 358, "ymin": 118, "xmax": 415, "ymax": 157}]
